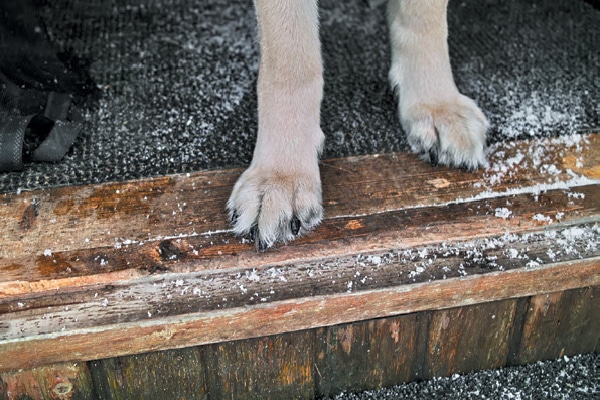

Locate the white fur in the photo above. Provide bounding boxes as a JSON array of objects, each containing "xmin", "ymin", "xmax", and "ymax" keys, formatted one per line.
[
  {"xmin": 387, "ymin": 0, "xmax": 488, "ymax": 169},
  {"xmin": 228, "ymin": 0, "xmax": 489, "ymax": 249}
]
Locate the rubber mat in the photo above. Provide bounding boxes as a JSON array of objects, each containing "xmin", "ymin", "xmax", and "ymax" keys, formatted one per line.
[{"xmin": 0, "ymin": 0, "xmax": 597, "ymax": 193}]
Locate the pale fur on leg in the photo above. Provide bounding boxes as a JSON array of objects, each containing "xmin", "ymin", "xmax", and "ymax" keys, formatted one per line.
[
  {"xmin": 387, "ymin": 0, "xmax": 489, "ymax": 169},
  {"xmin": 227, "ymin": 0, "xmax": 324, "ymax": 250}
]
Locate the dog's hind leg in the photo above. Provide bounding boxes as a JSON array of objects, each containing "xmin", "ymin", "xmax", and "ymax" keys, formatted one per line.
[
  {"xmin": 228, "ymin": 0, "xmax": 324, "ymax": 250},
  {"xmin": 387, "ymin": 0, "xmax": 488, "ymax": 169}
]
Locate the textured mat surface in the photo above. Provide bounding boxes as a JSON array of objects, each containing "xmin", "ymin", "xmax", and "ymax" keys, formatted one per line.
[{"xmin": 0, "ymin": 0, "xmax": 598, "ymax": 193}]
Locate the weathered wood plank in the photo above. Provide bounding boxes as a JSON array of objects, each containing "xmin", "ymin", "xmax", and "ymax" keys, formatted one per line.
[
  {"xmin": 89, "ymin": 347, "xmax": 208, "ymax": 400},
  {"xmin": 200, "ymin": 330, "xmax": 315, "ymax": 400},
  {"xmin": 1, "ymin": 205, "xmax": 597, "ymax": 347},
  {"xmin": 315, "ymin": 313, "xmax": 425, "ymax": 396},
  {"xmin": 2, "ymin": 287, "xmax": 597, "ymax": 399},
  {"xmin": 0, "ymin": 134, "xmax": 598, "ymax": 373},
  {"xmin": 0, "ymin": 362, "xmax": 93, "ymax": 400},
  {"xmin": 425, "ymin": 299, "xmax": 517, "ymax": 378},
  {"xmin": 514, "ymin": 286, "xmax": 600, "ymax": 364},
  {"xmin": 0, "ymin": 259, "xmax": 597, "ymax": 372},
  {"xmin": 1, "ymin": 134, "xmax": 597, "ymax": 283},
  {"xmin": 1, "ymin": 181, "xmax": 597, "ymax": 299},
  {"xmin": 87, "ymin": 331, "xmax": 315, "ymax": 400}
]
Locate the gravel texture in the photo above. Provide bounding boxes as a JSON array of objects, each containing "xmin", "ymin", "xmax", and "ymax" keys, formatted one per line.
[{"xmin": 326, "ymin": 353, "xmax": 599, "ymax": 400}]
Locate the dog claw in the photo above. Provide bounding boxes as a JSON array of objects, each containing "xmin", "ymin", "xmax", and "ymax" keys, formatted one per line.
[
  {"xmin": 250, "ymin": 226, "xmax": 268, "ymax": 252},
  {"xmin": 256, "ymin": 240, "xmax": 267, "ymax": 252},
  {"xmin": 428, "ymin": 147, "xmax": 439, "ymax": 166},
  {"xmin": 291, "ymin": 216, "xmax": 301, "ymax": 236}
]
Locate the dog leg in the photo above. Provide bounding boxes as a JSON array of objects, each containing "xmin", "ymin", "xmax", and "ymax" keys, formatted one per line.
[
  {"xmin": 228, "ymin": 0, "xmax": 324, "ymax": 250},
  {"xmin": 387, "ymin": 0, "xmax": 488, "ymax": 169}
]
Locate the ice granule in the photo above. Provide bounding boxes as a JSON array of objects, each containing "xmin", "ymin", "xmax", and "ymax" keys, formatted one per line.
[
  {"xmin": 560, "ymin": 226, "xmax": 587, "ymax": 241},
  {"xmin": 246, "ymin": 269, "xmax": 260, "ymax": 282},
  {"xmin": 507, "ymin": 248, "xmax": 519, "ymax": 259},
  {"xmin": 495, "ymin": 208, "xmax": 512, "ymax": 219},
  {"xmin": 532, "ymin": 214, "xmax": 553, "ymax": 223},
  {"xmin": 366, "ymin": 255, "xmax": 382, "ymax": 266}
]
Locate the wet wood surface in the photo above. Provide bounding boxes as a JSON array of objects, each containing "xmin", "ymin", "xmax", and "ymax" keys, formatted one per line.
[{"xmin": 0, "ymin": 134, "xmax": 599, "ymax": 398}]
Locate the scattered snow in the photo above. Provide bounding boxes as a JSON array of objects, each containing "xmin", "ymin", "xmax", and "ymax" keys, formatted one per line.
[
  {"xmin": 506, "ymin": 248, "xmax": 519, "ymax": 259},
  {"xmin": 495, "ymin": 208, "xmax": 512, "ymax": 219},
  {"xmin": 366, "ymin": 255, "xmax": 382, "ymax": 266},
  {"xmin": 532, "ymin": 214, "xmax": 553, "ymax": 224}
]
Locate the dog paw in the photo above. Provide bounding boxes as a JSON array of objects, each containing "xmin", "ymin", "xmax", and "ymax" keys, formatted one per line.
[
  {"xmin": 401, "ymin": 95, "xmax": 489, "ymax": 170},
  {"xmin": 227, "ymin": 166, "xmax": 323, "ymax": 251}
]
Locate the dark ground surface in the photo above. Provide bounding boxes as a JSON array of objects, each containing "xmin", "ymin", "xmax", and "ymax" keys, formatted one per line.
[
  {"xmin": 0, "ymin": 0, "xmax": 597, "ymax": 192},
  {"xmin": 327, "ymin": 353, "xmax": 599, "ymax": 399},
  {"xmin": 0, "ymin": 1, "xmax": 598, "ymax": 398}
]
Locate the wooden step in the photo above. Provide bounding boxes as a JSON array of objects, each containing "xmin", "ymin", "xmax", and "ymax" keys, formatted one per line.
[{"xmin": 0, "ymin": 134, "xmax": 598, "ymax": 374}]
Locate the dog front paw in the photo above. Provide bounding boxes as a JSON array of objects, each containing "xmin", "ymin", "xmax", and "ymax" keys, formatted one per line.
[
  {"xmin": 227, "ymin": 164, "xmax": 323, "ymax": 251},
  {"xmin": 401, "ymin": 95, "xmax": 489, "ymax": 170}
]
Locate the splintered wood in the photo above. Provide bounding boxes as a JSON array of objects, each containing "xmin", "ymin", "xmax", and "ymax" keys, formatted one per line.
[{"xmin": 0, "ymin": 134, "xmax": 598, "ymax": 372}]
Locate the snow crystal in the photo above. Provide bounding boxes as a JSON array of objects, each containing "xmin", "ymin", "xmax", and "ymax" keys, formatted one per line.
[
  {"xmin": 246, "ymin": 269, "xmax": 260, "ymax": 282},
  {"xmin": 506, "ymin": 248, "xmax": 519, "ymax": 259},
  {"xmin": 560, "ymin": 226, "xmax": 586, "ymax": 241},
  {"xmin": 532, "ymin": 214, "xmax": 553, "ymax": 224},
  {"xmin": 495, "ymin": 208, "xmax": 512, "ymax": 219},
  {"xmin": 366, "ymin": 255, "xmax": 382, "ymax": 266}
]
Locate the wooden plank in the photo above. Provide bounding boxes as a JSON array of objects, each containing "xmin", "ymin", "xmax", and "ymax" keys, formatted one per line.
[
  {"xmin": 0, "ymin": 134, "xmax": 598, "ymax": 372},
  {"xmin": 89, "ymin": 348, "xmax": 208, "ymax": 400},
  {"xmin": 315, "ymin": 298, "xmax": 518, "ymax": 396},
  {"xmin": 0, "ymin": 259, "xmax": 597, "ymax": 372},
  {"xmin": 0, "ymin": 362, "xmax": 93, "ymax": 400},
  {"xmin": 1, "ymin": 135, "xmax": 597, "ymax": 288},
  {"xmin": 200, "ymin": 330, "xmax": 315, "ymax": 400},
  {"xmin": 314, "ymin": 313, "xmax": 425, "ymax": 396},
  {"xmin": 514, "ymin": 286, "xmax": 600, "ymax": 364},
  {"xmin": 425, "ymin": 299, "xmax": 516, "ymax": 378},
  {"xmin": 1, "ymin": 289, "xmax": 596, "ymax": 399},
  {"xmin": 1, "ymin": 180, "xmax": 598, "ymax": 299},
  {"xmin": 2, "ymin": 206, "xmax": 598, "ymax": 346},
  {"xmin": 88, "ymin": 330, "xmax": 314, "ymax": 400}
]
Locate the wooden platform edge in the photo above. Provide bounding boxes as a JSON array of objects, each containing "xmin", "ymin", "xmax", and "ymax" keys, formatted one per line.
[
  {"xmin": 0, "ymin": 257, "xmax": 598, "ymax": 372},
  {"xmin": 0, "ymin": 134, "xmax": 598, "ymax": 373}
]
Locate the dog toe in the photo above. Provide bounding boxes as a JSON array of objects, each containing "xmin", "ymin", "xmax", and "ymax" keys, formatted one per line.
[
  {"xmin": 227, "ymin": 167, "xmax": 322, "ymax": 251},
  {"xmin": 403, "ymin": 95, "xmax": 488, "ymax": 170}
]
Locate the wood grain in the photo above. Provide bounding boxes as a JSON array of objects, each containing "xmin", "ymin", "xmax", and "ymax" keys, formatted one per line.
[
  {"xmin": 0, "ymin": 362, "xmax": 93, "ymax": 400},
  {"xmin": 315, "ymin": 314, "xmax": 424, "ymax": 395},
  {"xmin": 0, "ymin": 258, "xmax": 597, "ymax": 372},
  {"xmin": 89, "ymin": 347, "xmax": 208, "ymax": 400},
  {"xmin": 515, "ymin": 286, "xmax": 600, "ymax": 364},
  {"xmin": 0, "ymin": 134, "xmax": 598, "ymax": 373},
  {"xmin": 1, "ymin": 135, "xmax": 597, "ymax": 269}
]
